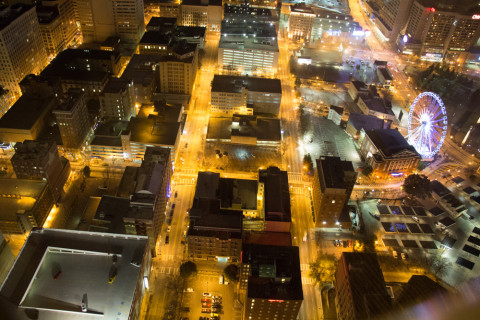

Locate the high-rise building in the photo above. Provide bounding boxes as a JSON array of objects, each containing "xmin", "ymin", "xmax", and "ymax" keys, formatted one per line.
[
  {"xmin": 0, "ymin": 4, "xmax": 48, "ymax": 97},
  {"xmin": 0, "ymin": 85, "xmax": 15, "ymax": 119},
  {"xmin": 219, "ymin": 21, "xmax": 279, "ymax": 76},
  {"xmin": 312, "ymin": 156, "xmax": 357, "ymax": 228},
  {"xmin": 11, "ymin": 140, "xmax": 71, "ymax": 200},
  {"xmin": 100, "ymin": 77, "xmax": 136, "ymax": 121},
  {"xmin": 180, "ymin": 0, "xmax": 223, "ymax": 32},
  {"xmin": 0, "ymin": 228, "xmax": 151, "ymax": 320},
  {"xmin": 401, "ymin": 0, "xmax": 480, "ymax": 61},
  {"xmin": 53, "ymin": 88, "xmax": 92, "ymax": 151},
  {"xmin": 241, "ymin": 244, "xmax": 303, "ymax": 320},
  {"xmin": 75, "ymin": 0, "xmax": 145, "ymax": 43},
  {"xmin": 158, "ymin": 41, "xmax": 198, "ymax": 94},
  {"xmin": 288, "ymin": 3, "xmax": 315, "ymax": 41},
  {"xmin": 144, "ymin": 0, "xmax": 180, "ymax": 19},
  {"xmin": 42, "ymin": 0, "xmax": 78, "ymax": 48},
  {"xmin": 366, "ymin": 0, "xmax": 414, "ymax": 43},
  {"xmin": 36, "ymin": 5, "xmax": 65, "ymax": 58},
  {"xmin": 335, "ymin": 252, "xmax": 391, "ymax": 320}
]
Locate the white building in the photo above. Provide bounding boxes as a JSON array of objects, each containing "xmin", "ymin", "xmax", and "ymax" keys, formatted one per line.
[
  {"xmin": 218, "ymin": 22, "xmax": 279, "ymax": 76},
  {"xmin": 0, "ymin": 4, "xmax": 48, "ymax": 97}
]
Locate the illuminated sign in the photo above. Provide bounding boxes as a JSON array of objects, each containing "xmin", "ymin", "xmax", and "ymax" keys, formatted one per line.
[
  {"xmin": 473, "ymin": 14, "xmax": 480, "ymax": 20},
  {"xmin": 268, "ymin": 299, "xmax": 285, "ymax": 303},
  {"xmin": 352, "ymin": 30, "xmax": 365, "ymax": 37},
  {"xmin": 390, "ymin": 172, "xmax": 404, "ymax": 177},
  {"xmin": 430, "ymin": 8, "xmax": 436, "ymax": 13},
  {"xmin": 403, "ymin": 35, "xmax": 408, "ymax": 43},
  {"xmin": 298, "ymin": 58, "xmax": 312, "ymax": 65}
]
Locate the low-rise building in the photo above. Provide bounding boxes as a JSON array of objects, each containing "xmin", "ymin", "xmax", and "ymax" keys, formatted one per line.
[
  {"xmin": 327, "ymin": 105, "xmax": 344, "ymax": 125},
  {"xmin": 0, "ymin": 228, "xmax": 151, "ymax": 320},
  {"xmin": 0, "ymin": 92, "xmax": 56, "ymax": 144},
  {"xmin": 359, "ymin": 129, "xmax": 421, "ymax": 181},
  {"xmin": 146, "ymin": 16, "xmax": 178, "ymax": 32},
  {"xmin": 187, "ymin": 198, "xmax": 243, "ymax": 262},
  {"xmin": 145, "ymin": 0, "xmax": 180, "ymax": 18},
  {"xmin": 100, "ymin": 77, "xmax": 136, "ymax": 121},
  {"xmin": 210, "ymin": 75, "xmax": 282, "ymax": 116},
  {"xmin": 11, "ymin": 140, "xmax": 71, "ymax": 200},
  {"xmin": 312, "ymin": 156, "xmax": 357, "ymax": 228},
  {"xmin": 357, "ymin": 94, "xmax": 396, "ymax": 124},
  {"xmin": 240, "ymin": 243, "xmax": 303, "ymax": 320},
  {"xmin": 224, "ymin": 4, "xmax": 279, "ymax": 27},
  {"xmin": 335, "ymin": 252, "xmax": 391, "ymax": 320},
  {"xmin": 259, "ymin": 166, "xmax": 291, "ymax": 233},
  {"xmin": 0, "ymin": 231, "xmax": 15, "ymax": 284},
  {"xmin": 180, "ymin": 0, "xmax": 223, "ymax": 32},
  {"xmin": 376, "ymin": 67, "xmax": 394, "ymax": 89},
  {"xmin": 206, "ymin": 115, "xmax": 281, "ymax": 148},
  {"xmin": 346, "ymin": 112, "xmax": 390, "ymax": 140},
  {"xmin": 219, "ymin": 21, "xmax": 279, "ymax": 76},
  {"xmin": 0, "ymin": 179, "xmax": 54, "ymax": 234}
]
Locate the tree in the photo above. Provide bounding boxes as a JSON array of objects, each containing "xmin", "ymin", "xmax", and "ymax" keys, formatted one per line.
[
  {"xmin": 83, "ymin": 166, "xmax": 91, "ymax": 178},
  {"xmin": 402, "ymin": 174, "xmax": 431, "ymax": 199},
  {"xmin": 179, "ymin": 261, "xmax": 197, "ymax": 280},
  {"xmin": 309, "ymin": 252, "xmax": 338, "ymax": 287},
  {"xmin": 223, "ymin": 264, "xmax": 239, "ymax": 283},
  {"xmin": 422, "ymin": 255, "xmax": 450, "ymax": 281},
  {"xmin": 361, "ymin": 165, "xmax": 373, "ymax": 177},
  {"xmin": 303, "ymin": 154, "xmax": 314, "ymax": 176},
  {"xmin": 417, "ymin": 161, "xmax": 427, "ymax": 171}
]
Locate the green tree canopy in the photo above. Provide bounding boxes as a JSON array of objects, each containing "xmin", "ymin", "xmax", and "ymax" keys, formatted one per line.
[
  {"xmin": 402, "ymin": 174, "xmax": 431, "ymax": 199},
  {"xmin": 223, "ymin": 264, "xmax": 239, "ymax": 283},
  {"xmin": 361, "ymin": 165, "xmax": 373, "ymax": 177},
  {"xmin": 303, "ymin": 153, "xmax": 314, "ymax": 176},
  {"xmin": 309, "ymin": 252, "xmax": 338, "ymax": 287},
  {"xmin": 180, "ymin": 261, "xmax": 198, "ymax": 280}
]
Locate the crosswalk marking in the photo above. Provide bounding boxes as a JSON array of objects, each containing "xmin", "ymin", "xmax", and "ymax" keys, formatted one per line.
[
  {"xmin": 300, "ymin": 264, "xmax": 310, "ymax": 272},
  {"xmin": 157, "ymin": 267, "xmax": 179, "ymax": 275},
  {"xmin": 161, "ymin": 255, "xmax": 174, "ymax": 261}
]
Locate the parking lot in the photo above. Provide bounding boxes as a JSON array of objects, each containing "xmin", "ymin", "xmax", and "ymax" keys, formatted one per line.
[{"xmin": 180, "ymin": 269, "xmax": 241, "ymax": 320}]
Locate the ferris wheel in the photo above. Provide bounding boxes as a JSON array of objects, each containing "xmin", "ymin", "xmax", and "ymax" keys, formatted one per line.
[{"xmin": 407, "ymin": 92, "xmax": 448, "ymax": 159}]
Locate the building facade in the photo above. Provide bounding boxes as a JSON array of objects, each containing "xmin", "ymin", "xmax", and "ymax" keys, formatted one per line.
[
  {"xmin": 42, "ymin": 0, "xmax": 78, "ymax": 48},
  {"xmin": 180, "ymin": 0, "xmax": 223, "ymax": 32},
  {"xmin": 0, "ymin": 4, "xmax": 48, "ymax": 97},
  {"xmin": 312, "ymin": 157, "xmax": 357, "ymax": 228},
  {"xmin": 210, "ymin": 75, "xmax": 282, "ymax": 116},
  {"xmin": 53, "ymin": 89, "xmax": 92, "ymax": 151},
  {"xmin": 218, "ymin": 22, "xmax": 279, "ymax": 76},
  {"xmin": 75, "ymin": 0, "xmax": 145, "ymax": 43},
  {"xmin": 100, "ymin": 78, "xmax": 136, "ymax": 121},
  {"xmin": 335, "ymin": 252, "xmax": 391, "ymax": 320},
  {"xmin": 359, "ymin": 129, "xmax": 421, "ymax": 181},
  {"xmin": 288, "ymin": 3, "xmax": 315, "ymax": 41},
  {"xmin": 37, "ymin": 5, "xmax": 65, "ymax": 58},
  {"xmin": 158, "ymin": 43, "xmax": 198, "ymax": 95}
]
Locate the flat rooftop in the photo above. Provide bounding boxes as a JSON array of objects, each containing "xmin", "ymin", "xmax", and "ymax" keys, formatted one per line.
[
  {"xmin": 365, "ymin": 129, "xmax": 418, "ymax": 157},
  {"xmin": 127, "ymin": 117, "xmax": 180, "ymax": 146},
  {"xmin": 224, "ymin": 4, "xmax": 272, "ymax": 17},
  {"xmin": 243, "ymin": 244, "xmax": 303, "ymax": 301},
  {"xmin": 220, "ymin": 22, "xmax": 278, "ymax": 52},
  {"xmin": 316, "ymin": 156, "xmax": 355, "ymax": 190},
  {"xmin": 0, "ymin": 178, "xmax": 48, "ymax": 221},
  {"xmin": 182, "ymin": 0, "xmax": 222, "ymax": 6},
  {"xmin": 0, "ymin": 228, "xmax": 148, "ymax": 320},
  {"xmin": 139, "ymin": 31, "xmax": 172, "ymax": 45},
  {"xmin": 0, "ymin": 4, "xmax": 33, "ymax": 32},
  {"xmin": 103, "ymin": 78, "xmax": 133, "ymax": 94},
  {"xmin": 0, "ymin": 94, "xmax": 55, "ymax": 130},
  {"xmin": 259, "ymin": 167, "xmax": 291, "ymax": 223},
  {"xmin": 211, "ymin": 75, "xmax": 281, "ymax": 94},
  {"xmin": 207, "ymin": 116, "xmax": 281, "ymax": 142},
  {"xmin": 11, "ymin": 140, "xmax": 54, "ymax": 161},
  {"xmin": 348, "ymin": 112, "xmax": 389, "ymax": 131},
  {"xmin": 54, "ymin": 89, "xmax": 84, "ymax": 113}
]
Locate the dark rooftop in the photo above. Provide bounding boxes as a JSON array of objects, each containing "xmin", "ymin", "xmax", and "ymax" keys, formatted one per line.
[
  {"xmin": 36, "ymin": 5, "xmax": 59, "ymax": 24},
  {"xmin": 54, "ymin": 89, "xmax": 84, "ymax": 113},
  {"xmin": 259, "ymin": 167, "xmax": 291, "ymax": 223},
  {"xmin": 365, "ymin": 129, "xmax": 419, "ymax": 157},
  {"xmin": 139, "ymin": 31, "xmax": 172, "ymax": 45},
  {"xmin": 242, "ymin": 231, "xmax": 292, "ymax": 247},
  {"xmin": 127, "ymin": 117, "xmax": 180, "ymax": 146},
  {"xmin": 394, "ymin": 275, "xmax": 447, "ymax": 310},
  {"xmin": 146, "ymin": 17, "xmax": 177, "ymax": 30},
  {"xmin": 0, "ymin": 4, "xmax": 33, "ymax": 32},
  {"xmin": 431, "ymin": 180, "xmax": 451, "ymax": 198},
  {"xmin": 175, "ymin": 26, "xmax": 206, "ymax": 38},
  {"xmin": 348, "ymin": 112, "xmax": 390, "ymax": 131},
  {"xmin": 242, "ymin": 244, "xmax": 303, "ymax": 301},
  {"xmin": 224, "ymin": 4, "xmax": 272, "ymax": 17},
  {"xmin": 0, "ymin": 93, "xmax": 56, "ymax": 130},
  {"xmin": 212, "ymin": 75, "xmax": 282, "ymax": 94},
  {"xmin": 102, "ymin": 78, "xmax": 133, "ymax": 94},
  {"xmin": 316, "ymin": 156, "xmax": 356, "ymax": 190}
]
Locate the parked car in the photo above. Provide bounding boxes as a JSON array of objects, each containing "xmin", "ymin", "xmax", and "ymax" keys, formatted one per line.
[
  {"xmin": 219, "ymin": 275, "xmax": 224, "ymax": 284},
  {"xmin": 401, "ymin": 252, "xmax": 408, "ymax": 260},
  {"xmin": 165, "ymin": 235, "xmax": 169, "ymax": 244},
  {"xmin": 203, "ymin": 292, "xmax": 211, "ymax": 297},
  {"xmin": 393, "ymin": 250, "xmax": 398, "ymax": 259}
]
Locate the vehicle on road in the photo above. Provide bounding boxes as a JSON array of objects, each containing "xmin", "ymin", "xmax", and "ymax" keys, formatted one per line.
[
  {"xmin": 401, "ymin": 252, "xmax": 408, "ymax": 260},
  {"xmin": 165, "ymin": 235, "xmax": 169, "ymax": 244},
  {"xmin": 203, "ymin": 292, "xmax": 211, "ymax": 297},
  {"xmin": 201, "ymin": 308, "xmax": 210, "ymax": 313},
  {"xmin": 219, "ymin": 275, "xmax": 224, "ymax": 284},
  {"xmin": 393, "ymin": 250, "xmax": 398, "ymax": 259},
  {"xmin": 175, "ymin": 191, "xmax": 178, "ymax": 198},
  {"xmin": 167, "ymin": 226, "xmax": 171, "ymax": 232}
]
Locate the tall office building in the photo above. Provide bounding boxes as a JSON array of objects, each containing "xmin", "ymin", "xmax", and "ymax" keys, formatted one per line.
[
  {"xmin": 53, "ymin": 89, "xmax": 92, "ymax": 151},
  {"xmin": 42, "ymin": 0, "xmax": 78, "ymax": 49},
  {"xmin": 37, "ymin": 5, "xmax": 64, "ymax": 57},
  {"xmin": 288, "ymin": 3, "xmax": 316, "ymax": 41},
  {"xmin": 0, "ymin": 4, "xmax": 48, "ymax": 97},
  {"xmin": 366, "ymin": 0, "xmax": 414, "ymax": 43},
  {"xmin": 401, "ymin": 0, "xmax": 480, "ymax": 61},
  {"xmin": 312, "ymin": 157, "xmax": 357, "ymax": 228},
  {"xmin": 335, "ymin": 252, "xmax": 391, "ymax": 320},
  {"xmin": 100, "ymin": 77, "xmax": 136, "ymax": 121},
  {"xmin": 180, "ymin": 0, "xmax": 223, "ymax": 32},
  {"xmin": 75, "ymin": 0, "xmax": 145, "ymax": 43},
  {"xmin": 158, "ymin": 41, "xmax": 198, "ymax": 94}
]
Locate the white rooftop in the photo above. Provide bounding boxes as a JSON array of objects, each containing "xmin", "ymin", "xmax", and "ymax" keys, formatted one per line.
[{"xmin": 0, "ymin": 228, "xmax": 148, "ymax": 320}]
